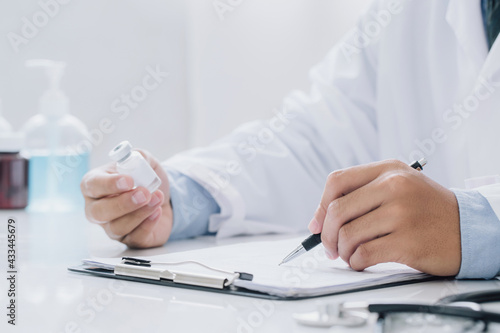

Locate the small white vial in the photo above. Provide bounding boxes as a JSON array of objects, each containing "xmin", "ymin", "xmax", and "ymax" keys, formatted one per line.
[{"xmin": 109, "ymin": 141, "xmax": 161, "ymax": 193}]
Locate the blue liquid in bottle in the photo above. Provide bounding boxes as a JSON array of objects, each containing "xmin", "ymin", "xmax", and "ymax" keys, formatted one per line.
[
  {"xmin": 28, "ymin": 152, "xmax": 89, "ymax": 212},
  {"xmin": 23, "ymin": 59, "xmax": 91, "ymax": 213}
]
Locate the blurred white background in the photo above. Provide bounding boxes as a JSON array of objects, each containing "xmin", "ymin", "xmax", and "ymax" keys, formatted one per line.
[{"xmin": 0, "ymin": 0, "xmax": 371, "ymax": 167}]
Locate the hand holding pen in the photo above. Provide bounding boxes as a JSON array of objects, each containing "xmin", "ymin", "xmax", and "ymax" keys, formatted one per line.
[{"xmin": 281, "ymin": 159, "xmax": 462, "ymax": 277}]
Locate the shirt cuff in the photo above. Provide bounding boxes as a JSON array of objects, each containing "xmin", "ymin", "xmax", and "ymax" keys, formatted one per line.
[
  {"xmin": 453, "ymin": 189, "xmax": 500, "ymax": 279},
  {"xmin": 166, "ymin": 169, "xmax": 220, "ymax": 240}
]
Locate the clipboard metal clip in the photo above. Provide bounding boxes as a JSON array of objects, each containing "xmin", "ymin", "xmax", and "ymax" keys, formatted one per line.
[
  {"xmin": 115, "ymin": 257, "xmax": 252, "ymax": 290},
  {"xmin": 121, "ymin": 257, "xmax": 151, "ymax": 267}
]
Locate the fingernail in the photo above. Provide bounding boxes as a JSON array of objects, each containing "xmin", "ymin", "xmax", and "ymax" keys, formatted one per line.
[
  {"xmin": 325, "ymin": 249, "xmax": 334, "ymax": 260},
  {"xmin": 308, "ymin": 218, "xmax": 320, "ymax": 233},
  {"xmin": 132, "ymin": 191, "xmax": 147, "ymax": 205},
  {"xmin": 148, "ymin": 193, "xmax": 161, "ymax": 207},
  {"xmin": 148, "ymin": 208, "xmax": 161, "ymax": 221},
  {"xmin": 117, "ymin": 177, "xmax": 131, "ymax": 191}
]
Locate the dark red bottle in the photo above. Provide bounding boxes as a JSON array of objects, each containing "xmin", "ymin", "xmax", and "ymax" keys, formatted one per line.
[{"xmin": 0, "ymin": 133, "xmax": 29, "ymax": 209}]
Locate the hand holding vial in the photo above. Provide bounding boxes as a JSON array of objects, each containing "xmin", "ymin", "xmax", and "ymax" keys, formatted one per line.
[{"xmin": 81, "ymin": 142, "xmax": 173, "ymax": 248}]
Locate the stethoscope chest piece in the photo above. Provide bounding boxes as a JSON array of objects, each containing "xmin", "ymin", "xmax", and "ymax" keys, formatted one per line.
[{"xmin": 293, "ymin": 303, "xmax": 368, "ymax": 328}]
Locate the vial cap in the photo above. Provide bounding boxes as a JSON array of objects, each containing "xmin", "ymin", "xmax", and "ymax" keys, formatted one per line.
[
  {"xmin": 109, "ymin": 141, "xmax": 133, "ymax": 162},
  {"xmin": 0, "ymin": 132, "xmax": 24, "ymax": 153}
]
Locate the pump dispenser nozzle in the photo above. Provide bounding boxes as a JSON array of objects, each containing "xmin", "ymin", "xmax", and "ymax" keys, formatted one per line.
[{"xmin": 26, "ymin": 59, "xmax": 69, "ymax": 117}]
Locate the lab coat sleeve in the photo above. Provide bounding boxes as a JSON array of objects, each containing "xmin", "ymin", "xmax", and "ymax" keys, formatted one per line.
[
  {"xmin": 167, "ymin": 169, "xmax": 220, "ymax": 240},
  {"xmin": 454, "ymin": 188, "xmax": 500, "ymax": 279},
  {"xmin": 162, "ymin": 3, "xmax": 382, "ymax": 238}
]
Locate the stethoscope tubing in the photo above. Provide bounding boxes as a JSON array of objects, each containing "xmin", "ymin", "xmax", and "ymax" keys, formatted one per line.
[
  {"xmin": 367, "ymin": 303, "xmax": 500, "ymax": 323},
  {"xmin": 437, "ymin": 289, "xmax": 500, "ymax": 305}
]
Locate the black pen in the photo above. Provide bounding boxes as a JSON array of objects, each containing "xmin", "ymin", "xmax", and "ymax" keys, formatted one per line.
[{"xmin": 279, "ymin": 158, "xmax": 427, "ymax": 266}]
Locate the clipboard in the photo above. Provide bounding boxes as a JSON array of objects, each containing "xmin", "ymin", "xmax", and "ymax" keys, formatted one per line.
[
  {"xmin": 69, "ymin": 257, "xmax": 284, "ymax": 300},
  {"xmin": 68, "ymin": 256, "xmax": 438, "ymax": 301}
]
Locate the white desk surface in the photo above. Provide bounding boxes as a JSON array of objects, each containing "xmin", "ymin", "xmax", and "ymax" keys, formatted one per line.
[{"xmin": 1, "ymin": 210, "xmax": 500, "ymax": 333}]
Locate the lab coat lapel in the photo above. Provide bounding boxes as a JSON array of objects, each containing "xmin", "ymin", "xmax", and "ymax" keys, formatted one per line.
[
  {"xmin": 445, "ymin": 0, "xmax": 500, "ymax": 86},
  {"xmin": 445, "ymin": 0, "xmax": 489, "ymax": 75},
  {"xmin": 477, "ymin": 37, "xmax": 500, "ymax": 83},
  {"xmin": 465, "ymin": 31, "xmax": 500, "ymax": 178},
  {"xmin": 444, "ymin": 0, "xmax": 498, "ymax": 179}
]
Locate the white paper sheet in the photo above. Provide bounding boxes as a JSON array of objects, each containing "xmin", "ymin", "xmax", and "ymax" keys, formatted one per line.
[{"xmin": 84, "ymin": 237, "xmax": 430, "ymax": 298}]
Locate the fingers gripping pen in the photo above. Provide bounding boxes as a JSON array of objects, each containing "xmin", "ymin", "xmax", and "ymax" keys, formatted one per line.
[{"xmin": 279, "ymin": 158, "xmax": 427, "ymax": 265}]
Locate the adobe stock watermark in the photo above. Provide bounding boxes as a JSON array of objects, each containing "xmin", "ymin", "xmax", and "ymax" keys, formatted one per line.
[
  {"xmin": 49, "ymin": 65, "xmax": 169, "ymax": 182},
  {"xmin": 340, "ymin": 0, "xmax": 405, "ymax": 63},
  {"xmin": 202, "ymin": 105, "xmax": 297, "ymax": 199},
  {"xmin": 213, "ymin": 0, "xmax": 244, "ymax": 21},
  {"xmin": 227, "ymin": 300, "xmax": 277, "ymax": 333},
  {"xmin": 7, "ymin": 0, "xmax": 73, "ymax": 53},
  {"xmin": 401, "ymin": 74, "xmax": 500, "ymax": 164},
  {"xmin": 59, "ymin": 280, "xmax": 126, "ymax": 333},
  {"xmin": 281, "ymin": 248, "xmax": 328, "ymax": 288},
  {"xmin": 172, "ymin": 104, "xmax": 297, "ymax": 224},
  {"xmin": 437, "ymin": 280, "xmax": 461, "ymax": 300}
]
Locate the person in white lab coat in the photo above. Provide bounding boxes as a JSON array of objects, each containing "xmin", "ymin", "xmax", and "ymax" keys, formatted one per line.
[{"xmin": 81, "ymin": 0, "xmax": 500, "ymax": 278}]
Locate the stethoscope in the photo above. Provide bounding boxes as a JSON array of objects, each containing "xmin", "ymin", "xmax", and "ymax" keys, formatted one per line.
[{"xmin": 294, "ymin": 289, "xmax": 500, "ymax": 331}]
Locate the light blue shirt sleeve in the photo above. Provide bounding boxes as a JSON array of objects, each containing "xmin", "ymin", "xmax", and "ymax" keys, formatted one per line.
[
  {"xmin": 453, "ymin": 189, "xmax": 500, "ymax": 279},
  {"xmin": 166, "ymin": 169, "xmax": 220, "ymax": 240}
]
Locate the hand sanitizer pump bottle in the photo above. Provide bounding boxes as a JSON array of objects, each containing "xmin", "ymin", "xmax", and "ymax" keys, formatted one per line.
[{"xmin": 22, "ymin": 60, "xmax": 91, "ymax": 212}]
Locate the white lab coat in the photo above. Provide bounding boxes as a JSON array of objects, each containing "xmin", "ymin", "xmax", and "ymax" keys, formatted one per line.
[{"xmin": 164, "ymin": 0, "xmax": 500, "ymax": 238}]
